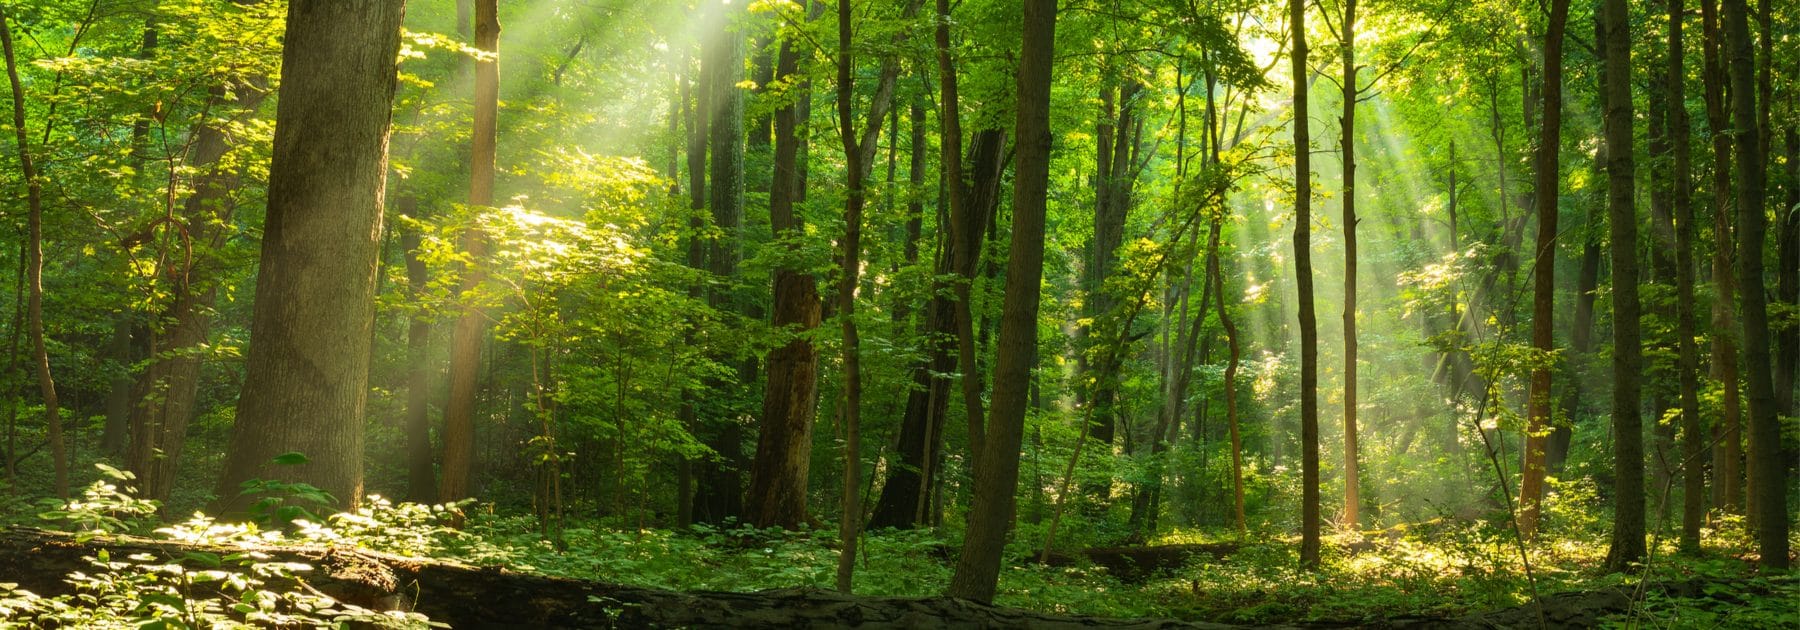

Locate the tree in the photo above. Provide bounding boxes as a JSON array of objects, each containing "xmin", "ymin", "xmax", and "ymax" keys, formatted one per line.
[
  {"xmin": 1517, "ymin": 0, "xmax": 1569, "ymax": 540},
  {"xmin": 1721, "ymin": 0, "xmax": 1789, "ymax": 570},
  {"xmin": 1665, "ymin": 0, "xmax": 1705, "ymax": 555},
  {"xmin": 1335, "ymin": 0, "xmax": 1361, "ymax": 530},
  {"xmin": 1291, "ymin": 0, "xmax": 1322, "ymax": 571},
  {"xmin": 0, "ymin": 1, "xmax": 65, "ymax": 499},
  {"xmin": 1599, "ymin": 0, "xmax": 1644, "ymax": 572},
  {"xmin": 1699, "ymin": 0, "xmax": 1742, "ymax": 515},
  {"xmin": 214, "ymin": 0, "xmax": 407, "ymax": 512},
  {"xmin": 946, "ymin": 0, "xmax": 1055, "ymax": 603},
  {"xmin": 746, "ymin": 7, "xmax": 820, "ymax": 531},
  {"xmin": 439, "ymin": 0, "xmax": 500, "ymax": 504}
]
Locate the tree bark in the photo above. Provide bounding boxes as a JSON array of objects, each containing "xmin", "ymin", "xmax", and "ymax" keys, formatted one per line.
[
  {"xmin": 399, "ymin": 198, "xmax": 437, "ymax": 504},
  {"xmin": 694, "ymin": 0, "xmax": 749, "ymax": 525},
  {"xmin": 1665, "ymin": 0, "xmax": 1705, "ymax": 555},
  {"xmin": 1517, "ymin": 0, "xmax": 1567, "ymax": 540},
  {"xmin": 213, "ymin": 0, "xmax": 405, "ymax": 513},
  {"xmin": 439, "ymin": 0, "xmax": 499, "ymax": 504},
  {"xmin": 1290, "ymin": 0, "xmax": 1321, "ymax": 572},
  {"xmin": 946, "ymin": 0, "xmax": 1055, "ymax": 603},
  {"xmin": 1337, "ymin": 0, "xmax": 1361, "ymax": 530},
  {"xmin": 0, "ymin": 3, "xmax": 66, "ymax": 499},
  {"xmin": 1599, "ymin": 0, "xmax": 1645, "ymax": 571},
  {"xmin": 1721, "ymin": 0, "xmax": 1788, "ymax": 570},
  {"xmin": 1699, "ymin": 0, "xmax": 1742, "ymax": 515}
]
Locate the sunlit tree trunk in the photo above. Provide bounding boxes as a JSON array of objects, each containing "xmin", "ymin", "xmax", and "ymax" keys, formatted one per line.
[
  {"xmin": 214, "ymin": 0, "xmax": 406, "ymax": 512},
  {"xmin": 1599, "ymin": 0, "xmax": 1645, "ymax": 571},
  {"xmin": 0, "ymin": 4, "xmax": 65, "ymax": 499},
  {"xmin": 1721, "ymin": 0, "xmax": 1789, "ymax": 570},
  {"xmin": 1517, "ymin": 0, "xmax": 1567, "ymax": 541},
  {"xmin": 694, "ymin": 0, "xmax": 749, "ymax": 524},
  {"xmin": 946, "ymin": 0, "xmax": 1054, "ymax": 602},
  {"xmin": 440, "ymin": 0, "xmax": 499, "ymax": 504},
  {"xmin": 1337, "ymin": 0, "xmax": 1361, "ymax": 530},
  {"xmin": 399, "ymin": 198, "xmax": 437, "ymax": 504},
  {"xmin": 1290, "ymin": 0, "xmax": 1321, "ymax": 572}
]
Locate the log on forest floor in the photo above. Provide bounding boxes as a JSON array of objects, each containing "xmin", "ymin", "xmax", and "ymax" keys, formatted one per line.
[{"xmin": 0, "ymin": 526, "xmax": 1721, "ymax": 629}]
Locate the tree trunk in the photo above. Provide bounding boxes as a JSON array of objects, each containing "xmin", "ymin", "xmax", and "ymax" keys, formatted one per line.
[
  {"xmin": 213, "ymin": 0, "xmax": 404, "ymax": 512},
  {"xmin": 399, "ymin": 198, "xmax": 437, "ymax": 504},
  {"xmin": 1599, "ymin": 0, "xmax": 1645, "ymax": 571},
  {"xmin": 1290, "ymin": 0, "xmax": 1321, "ymax": 572},
  {"xmin": 1721, "ymin": 0, "xmax": 1788, "ymax": 570},
  {"xmin": 1699, "ymin": 0, "xmax": 1742, "ymax": 515},
  {"xmin": 946, "ymin": 0, "xmax": 1054, "ymax": 603},
  {"xmin": 0, "ymin": 4, "xmax": 66, "ymax": 499},
  {"xmin": 1517, "ymin": 0, "xmax": 1567, "ymax": 539},
  {"xmin": 746, "ymin": 19, "xmax": 820, "ymax": 531},
  {"xmin": 694, "ymin": 0, "xmax": 749, "ymax": 525},
  {"xmin": 1665, "ymin": 0, "xmax": 1705, "ymax": 555},
  {"xmin": 1337, "ymin": 0, "xmax": 1361, "ymax": 530},
  {"xmin": 833, "ymin": 0, "xmax": 866, "ymax": 593},
  {"xmin": 439, "ymin": 0, "xmax": 499, "ymax": 504}
]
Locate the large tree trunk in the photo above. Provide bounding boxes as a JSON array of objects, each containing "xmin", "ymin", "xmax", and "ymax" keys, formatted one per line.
[
  {"xmin": 1699, "ymin": 0, "xmax": 1742, "ymax": 515},
  {"xmin": 1517, "ymin": 0, "xmax": 1567, "ymax": 539},
  {"xmin": 1665, "ymin": 0, "xmax": 1705, "ymax": 555},
  {"xmin": 1290, "ymin": 0, "xmax": 1321, "ymax": 572},
  {"xmin": 1599, "ymin": 0, "xmax": 1645, "ymax": 572},
  {"xmin": 1720, "ymin": 0, "xmax": 1789, "ymax": 570},
  {"xmin": 439, "ymin": 0, "xmax": 499, "ymax": 504},
  {"xmin": 946, "ymin": 0, "xmax": 1055, "ymax": 603},
  {"xmin": 0, "ymin": 3, "xmax": 66, "ymax": 499},
  {"xmin": 746, "ymin": 21, "xmax": 819, "ymax": 531},
  {"xmin": 213, "ymin": 0, "xmax": 405, "ymax": 513}
]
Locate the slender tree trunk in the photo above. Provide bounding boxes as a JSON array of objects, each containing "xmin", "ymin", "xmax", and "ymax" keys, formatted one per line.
[
  {"xmin": 1, "ymin": 247, "xmax": 21, "ymax": 487},
  {"xmin": 946, "ymin": 0, "xmax": 1054, "ymax": 602},
  {"xmin": 832, "ymin": 0, "xmax": 866, "ymax": 592},
  {"xmin": 1700, "ymin": 0, "xmax": 1742, "ymax": 515},
  {"xmin": 1290, "ymin": 0, "xmax": 1321, "ymax": 571},
  {"xmin": 0, "ymin": 4, "xmax": 65, "ymax": 499},
  {"xmin": 1338, "ymin": 0, "xmax": 1360, "ymax": 529},
  {"xmin": 1721, "ymin": 0, "xmax": 1788, "ymax": 570},
  {"xmin": 214, "ymin": 0, "xmax": 406, "ymax": 513},
  {"xmin": 1518, "ymin": 0, "xmax": 1568, "ymax": 539},
  {"xmin": 440, "ymin": 0, "xmax": 499, "ymax": 503},
  {"xmin": 1666, "ymin": 0, "xmax": 1706, "ymax": 554},
  {"xmin": 746, "ymin": 17, "xmax": 819, "ymax": 531},
  {"xmin": 694, "ymin": 0, "xmax": 749, "ymax": 524},
  {"xmin": 1550, "ymin": 201, "xmax": 1601, "ymax": 473},
  {"xmin": 1599, "ymin": 0, "xmax": 1645, "ymax": 571},
  {"xmin": 400, "ymin": 198, "xmax": 437, "ymax": 504},
  {"xmin": 676, "ymin": 50, "xmax": 708, "ymax": 528}
]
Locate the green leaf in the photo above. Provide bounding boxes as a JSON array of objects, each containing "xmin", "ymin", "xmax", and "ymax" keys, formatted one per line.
[{"xmin": 271, "ymin": 452, "xmax": 310, "ymax": 466}]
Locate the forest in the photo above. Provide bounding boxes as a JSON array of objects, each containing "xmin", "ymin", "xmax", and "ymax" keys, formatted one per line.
[{"xmin": 0, "ymin": 0, "xmax": 1795, "ymax": 626}]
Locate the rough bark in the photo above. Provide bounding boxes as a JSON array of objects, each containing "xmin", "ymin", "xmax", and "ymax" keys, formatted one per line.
[
  {"xmin": 439, "ymin": 0, "xmax": 499, "ymax": 504},
  {"xmin": 1700, "ymin": 0, "xmax": 1742, "ymax": 514},
  {"xmin": 1721, "ymin": 0, "xmax": 1788, "ymax": 570},
  {"xmin": 1517, "ymin": 0, "xmax": 1567, "ymax": 539},
  {"xmin": 746, "ymin": 23, "xmax": 819, "ymax": 531},
  {"xmin": 1599, "ymin": 0, "xmax": 1644, "ymax": 571},
  {"xmin": 213, "ymin": 0, "xmax": 405, "ymax": 513},
  {"xmin": 1666, "ymin": 0, "xmax": 1706, "ymax": 555},
  {"xmin": 694, "ymin": 0, "xmax": 750, "ymax": 525},
  {"xmin": 946, "ymin": 0, "xmax": 1054, "ymax": 603}
]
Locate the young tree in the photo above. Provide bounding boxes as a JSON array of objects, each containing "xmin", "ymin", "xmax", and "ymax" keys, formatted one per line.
[
  {"xmin": 0, "ymin": 3, "xmax": 65, "ymax": 499},
  {"xmin": 1699, "ymin": 0, "xmax": 1742, "ymax": 515},
  {"xmin": 1666, "ymin": 0, "xmax": 1705, "ymax": 554},
  {"xmin": 1336, "ymin": 0, "xmax": 1361, "ymax": 530},
  {"xmin": 1517, "ymin": 0, "xmax": 1570, "ymax": 540},
  {"xmin": 214, "ymin": 0, "xmax": 407, "ymax": 512},
  {"xmin": 1599, "ymin": 0, "xmax": 1645, "ymax": 571},
  {"xmin": 1291, "ymin": 0, "xmax": 1322, "ymax": 571},
  {"xmin": 946, "ymin": 0, "xmax": 1055, "ymax": 603},
  {"xmin": 440, "ymin": 0, "xmax": 499, "ymax": 503}
]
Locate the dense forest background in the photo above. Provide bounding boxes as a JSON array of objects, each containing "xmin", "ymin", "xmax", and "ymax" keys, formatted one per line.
[{"xmin": 0, "ymin": 0, "xmax": 1796, "ymax": 625}]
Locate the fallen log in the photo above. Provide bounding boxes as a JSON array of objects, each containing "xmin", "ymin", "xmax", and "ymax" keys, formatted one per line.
[{"xmin": 1037, "ymin": 543, "xmax": 1245, "ymax": 582}]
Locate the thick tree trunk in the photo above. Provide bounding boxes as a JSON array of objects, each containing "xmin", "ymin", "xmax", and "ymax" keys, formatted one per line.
[
  {"xmin": 1290, "ymin": 0, "xmax": 1321, "ymax": 572},
  {"xmin": 746, "ymin": 25, "xmax": 819, "ymax": 531},
  {"xmin": 213, "ymin": 0, "xmax": 405, "ymax": 513},
  {"xmin": 1721, "ymin": 0, "xmax": 1788, "ymax": 570},
  {"xmin": 946, "ymin": 0, "xmax": 1054, "ymax": 603},
  {"xmin": 0, "ymin": 4, "xmax": 66, "ymax": 499},
  {"xmin": 1517, "ymin": 0, "xmax": 1567, "ymax": 540},
  {"xmin": 694, "ymin": 0, "xmax": 749, "ymax": 525},
  {"xmin": 1599, "ymin": 0, "xmax": 1645, "ymax": 572},
  {"xmin": 440, "ymin": 0, "xmax": 499, "ymax": 504}
]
